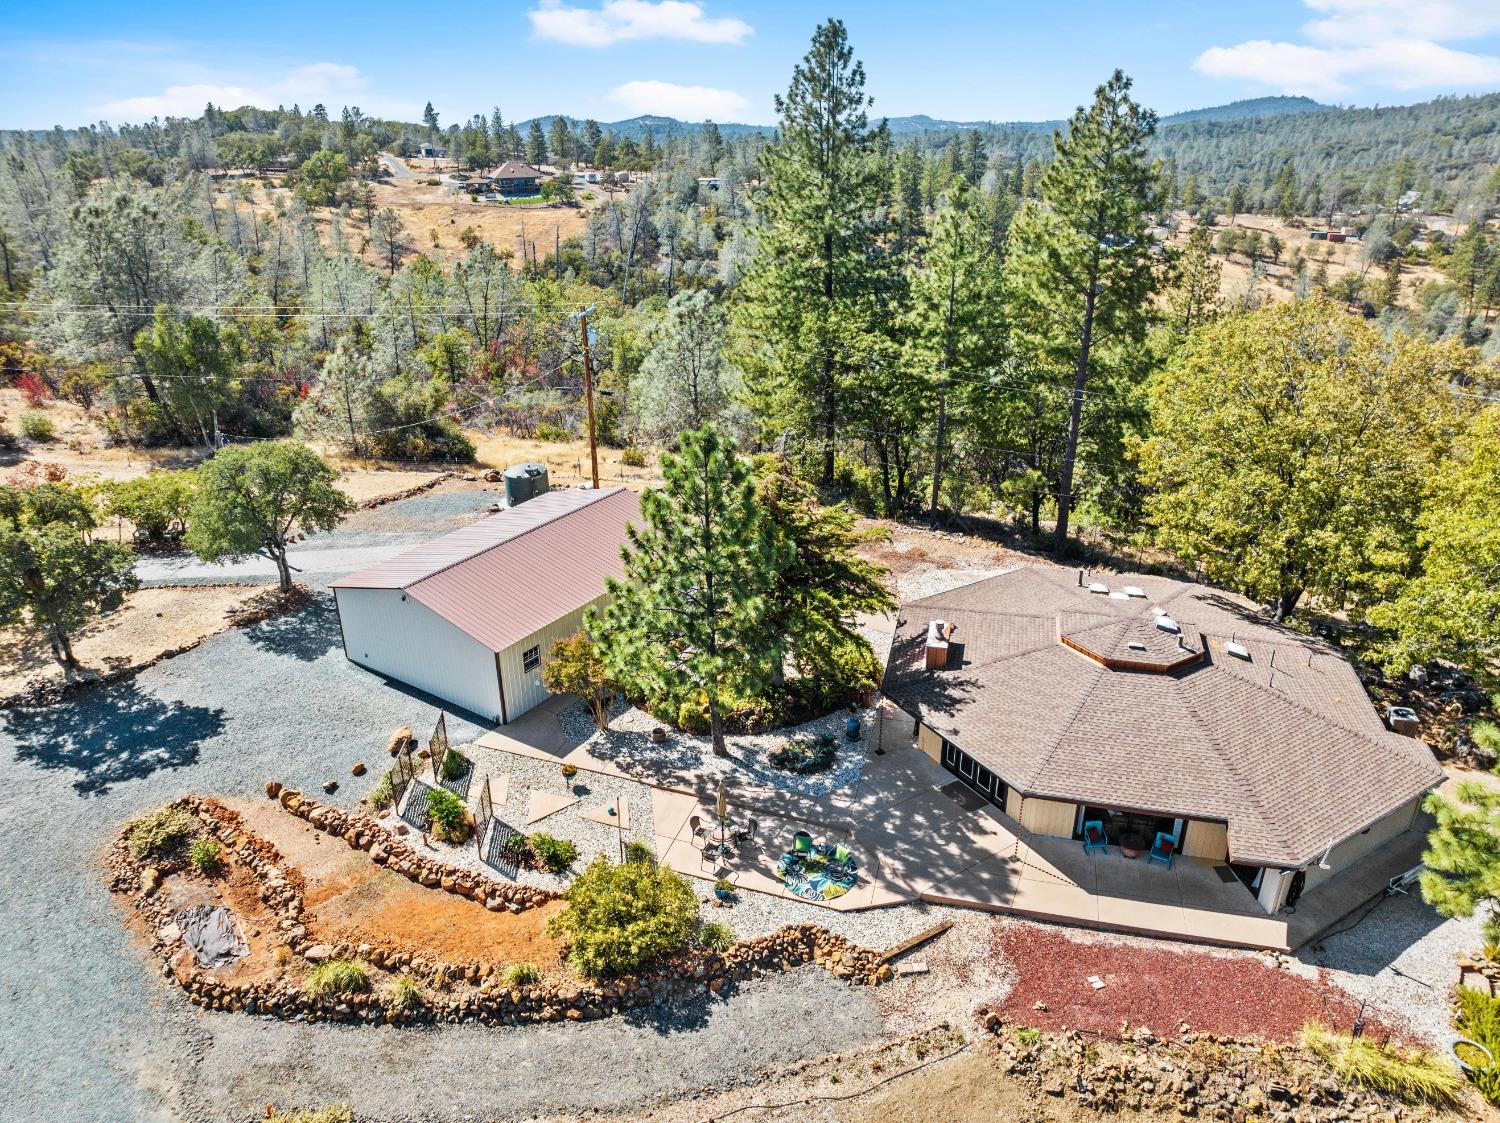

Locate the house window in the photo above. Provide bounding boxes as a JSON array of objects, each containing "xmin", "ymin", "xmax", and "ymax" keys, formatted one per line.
[{"xmin": 522, "ymin": 645, "xmax": 541, "ymax": 672}]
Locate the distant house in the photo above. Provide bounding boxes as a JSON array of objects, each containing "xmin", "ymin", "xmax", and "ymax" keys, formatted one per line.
[
  {"xmin": 331, "ymin": 488, "xmax": 639, "ymax": 724},
  {"xmin": 488, "ymin": 159, "xmax": 545, "ymax": 196},
  {"xmin": 416, "ymin": 143, "xmax": 448, "ymax": 159}
]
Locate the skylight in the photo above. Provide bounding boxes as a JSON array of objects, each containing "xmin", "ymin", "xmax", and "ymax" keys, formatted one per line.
[
  {"xmin": 1122, "ymin": 585, "xmax": 1146, "ymax": 598},
  {"xmin": 1226, "ymin": 641, "xmax": 1251, "ymax": 660},
  {"xmin": 1087, "ymin": 582, "xmax": 1109, "ymax": 594},
  {"xmin": 1155, "ymin": 616, "xmax": 1180, "ymax": 634}
]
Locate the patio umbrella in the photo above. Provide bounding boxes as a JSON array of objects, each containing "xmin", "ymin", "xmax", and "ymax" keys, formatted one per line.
[{"xmin": 716, "ymin": 780, "xmax": 727, "ymax": 826}]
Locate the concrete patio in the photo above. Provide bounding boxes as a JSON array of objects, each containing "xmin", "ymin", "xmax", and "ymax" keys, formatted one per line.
[{"xmin": 473, "ymin": 694, "xmax": 1429, "ymax": 951}]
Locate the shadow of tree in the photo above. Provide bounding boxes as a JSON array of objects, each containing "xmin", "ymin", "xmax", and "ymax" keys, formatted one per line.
[
  {"xmin": 6, "ymin": 682, "xmax": 225, "ymax": 795},
  {"xmin": 242, "ymin": 592, "xmax": 343, "ymax": 663}
]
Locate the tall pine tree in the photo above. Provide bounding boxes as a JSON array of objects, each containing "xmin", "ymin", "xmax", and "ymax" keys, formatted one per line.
[
  {"xmin": 595, "ymin": 426, "xmax": 788, "ymax": 756},
  {"xmin": 1003, "ymin": 70, "xmax": 1161, "ymax": 556},
  {"xmin": 733, "ymin": 19, "xmax": 890, "ymax": 485}
]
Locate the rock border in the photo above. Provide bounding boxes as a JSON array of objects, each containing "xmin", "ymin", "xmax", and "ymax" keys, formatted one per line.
[{"xmin": 107, "ymin": 793, "xmax": 890, "ymax": 1028}]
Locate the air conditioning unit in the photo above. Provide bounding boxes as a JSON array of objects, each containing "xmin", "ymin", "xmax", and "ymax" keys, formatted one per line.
[{"xmin": 1386, "ymin": 706, "xmax": 1420, "ymax": 736}]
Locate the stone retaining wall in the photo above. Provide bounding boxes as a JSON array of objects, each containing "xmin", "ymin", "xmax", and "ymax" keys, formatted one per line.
[{"xmin": 107, "ymin": 794, "xmax": 889, "ymax": 1029}]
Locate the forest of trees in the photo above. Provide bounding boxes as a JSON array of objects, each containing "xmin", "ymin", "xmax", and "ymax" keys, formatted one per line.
[{"xmin": 0, "ymin": 19, "xmax": 1497, "ymax": 694}]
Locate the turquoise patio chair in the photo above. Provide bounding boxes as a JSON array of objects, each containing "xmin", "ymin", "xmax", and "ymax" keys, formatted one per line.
[
  {"xmin": 1147, "ymin": 831, "xmax": 1178, "ymax": 869},
  {"xmin": 1082, "ymin": 820, "xmax": 1108, "ymax": 855}
]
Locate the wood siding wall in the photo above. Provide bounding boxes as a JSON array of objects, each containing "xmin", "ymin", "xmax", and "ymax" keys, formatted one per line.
[
  {"xmin": 1182, "ymin": 820, "xmax": 1229, "ymax": 861},
  {"xmin": 916, "ymin": 722, "xmax": 943, "ymax": 763},
  {"xmin": 1013, "ymin": 795, "xmax": 1077, "ymax": 839},
  {"xmin": 496, "ymin": 596, "xmax": 609, "ymax": 721}
]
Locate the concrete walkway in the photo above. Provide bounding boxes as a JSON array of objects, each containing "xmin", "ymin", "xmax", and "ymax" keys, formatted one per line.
[{"xmin": 474, "ymin": 695, "xmax": 1426, "ymax": 951}]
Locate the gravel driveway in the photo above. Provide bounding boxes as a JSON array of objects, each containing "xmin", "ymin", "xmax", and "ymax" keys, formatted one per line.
[{"xmin": 0, "ymin": 489, "xmax": 885, "ymax": 1123}]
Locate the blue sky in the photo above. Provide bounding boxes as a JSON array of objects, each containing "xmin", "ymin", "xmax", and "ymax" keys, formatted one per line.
[{"xmin": 4, "ymin": 0, "xmax": 1500, "ymax": 129}]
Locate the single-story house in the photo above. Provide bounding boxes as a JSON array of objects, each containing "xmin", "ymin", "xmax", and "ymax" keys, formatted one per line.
[
  {"xmin": 488, "ymin": 160, "xmax": 544, "ymax": 196},
  {"xmin": 880, "ymin": 566, "xmax": 1442, "ymax": 915},
  {"xmin": 331, "ymin": 487, "xmax": 638, "ymax": 724},
  {"xmin": 416, "ymin": 143, "xmax": 447, "ymax": 159}
]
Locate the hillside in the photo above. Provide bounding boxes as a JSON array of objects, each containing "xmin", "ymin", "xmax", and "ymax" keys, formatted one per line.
[{"xmin": 1159, "ymin": 95, "xmax": 1327, "ymax": 124}]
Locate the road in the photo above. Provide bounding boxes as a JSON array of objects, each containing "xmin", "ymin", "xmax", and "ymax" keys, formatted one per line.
[{"xmin": 377, "ymin": 152, "xmax": 417, "ymax": 179}]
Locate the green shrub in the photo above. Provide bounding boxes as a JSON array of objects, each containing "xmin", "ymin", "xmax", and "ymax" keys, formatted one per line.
[
  {"xmin": 527, "ymin": 832, "xmax": 579, "ymax": 873},
  {"xmin": 620, "ymin": 447, "xmax": 648, "ymax": 468},
  {"xmin": 18, "ymin": 411, "xmax": 55, "ymax": 441},
  {"xmin": 502, "ymin": 961, "xmax": 541, "ymax": 986},
  {"xmin": 536, "ymin": 421, "xmax": 571, "ymax": 442},
  {"xmin": 188, "ymin": 838, "xmax": 222, "ymax": 874},
  {"xmin": 1301, "ymin": 1022, "xmax": 1462, "ymax": 1105},
  {"xmin": 368, "ymin": 770, "xmax": 394, "ymax": 808},
  {"xmin": 769, "ymin": 733, "xmax": 838, "ymax": 775},
  {"xmin": 100, "ymin": 471, "xmax": 196, "ymax": 546},
  {"xmin": 547, "ymin": 855, "xmax": 700, "ymax": 978},
  {"xmin": 623, "ymin": 840, "xmax": 655, "ymax": 864},
  {"xmin": 304, "ymin": 959, "xmax": 369, "ymax": 999},
  {"xmin": 425, "ymin": 789, "xmax": 470, "ymax": 842},
  {"xmin": 698, "ymin": 920, "xmax": 733, "ymax": 951},
  {"xmin": 1015, "ymin": 1026, "xmax": 1042, "ymax": 1048},
  {"xmin": 1473, "ymin": 719, "xmax": 1500, "ymax": 760},
  {"xmin": 387, "ymin": 974, "xmax": 425, "ymax": 1012},
  {"xmin": 126, "ymin": 805, "xmax": 196, "ymax": 860},
  {"xmin": 1456, "ymin": 988, "xmax": 1500, "ymax": 1102}
]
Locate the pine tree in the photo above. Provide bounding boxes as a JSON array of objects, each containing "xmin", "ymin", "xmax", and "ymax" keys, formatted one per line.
[
  {"xmin": 1420, "ymin": 782, "xmax": 1500, "ymax": 946},
  {"xmin": 755, "ymin": 457, "xmax": 894, "ymax": 693},
  {"xmin": 1168, "ymin": 220, "xmax": 1223, "ymax": 336},
  {"xmin": 526, "ymin": 120, "xmax": 547, "ymax": 167},
  {"xmin": 1003, "ymin": 70, "xmax": 1161, "ymax": 556},
  {"xmin": 903, "ymin": 180, "xmax": 1005, "ymax": 523},
  {"xmin": 594, "ymin": 426, "xmax": 788, "ymax": 755},
  {"xmin": 422, "ymin": 102, "xmax": 439, "ymax": 136},
  {"xmin": 732, "ymin": 19, "xmax": 891, "ymax": 486}
]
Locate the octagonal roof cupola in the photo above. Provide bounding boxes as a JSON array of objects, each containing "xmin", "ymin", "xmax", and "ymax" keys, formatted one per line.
[{"xmin": 1058, "ymin": 614, "xmax": 1204, "ymax": 673}]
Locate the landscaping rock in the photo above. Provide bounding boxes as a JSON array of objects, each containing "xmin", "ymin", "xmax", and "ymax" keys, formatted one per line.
[
  {"xmin": 322, "ymin": 780, "xmax": 338, "ymax": 794},
  {"xmin": 351, "ymin": 762, "xmax": 367, "ymax": 777}
]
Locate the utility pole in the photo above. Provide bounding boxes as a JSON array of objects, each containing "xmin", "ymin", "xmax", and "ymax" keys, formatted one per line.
[{"xmin": 577, "ymin": 304, "xmax": 601, "ymax": 490}]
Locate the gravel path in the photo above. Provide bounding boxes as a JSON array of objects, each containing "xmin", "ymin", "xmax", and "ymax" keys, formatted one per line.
[{"xmin": 0, "ymin": 489, "xmax": 884, "ymax": 1123}]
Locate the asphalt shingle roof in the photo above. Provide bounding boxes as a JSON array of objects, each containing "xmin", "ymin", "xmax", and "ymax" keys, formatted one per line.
[{"xmin": 881, "ymin": 565, "xmax": 1441, "ymax": 867}]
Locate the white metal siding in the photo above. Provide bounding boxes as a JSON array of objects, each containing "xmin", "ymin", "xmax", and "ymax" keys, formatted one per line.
[
  {"xmin": 335, "ymin": 587, "xmax": 503, "ymax": 722},
  {"xmin": 497, "ymin": 597, "xmax": 608, "ymax": 721},
  {"xmin": 1302, "ymin": 796, "xmax": 1421, "ymax": 893}
]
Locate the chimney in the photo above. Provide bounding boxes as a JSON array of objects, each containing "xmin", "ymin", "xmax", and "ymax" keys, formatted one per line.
[{"xmin": 925, "ymin": 620, "xmax": 950, "ymax": 670}]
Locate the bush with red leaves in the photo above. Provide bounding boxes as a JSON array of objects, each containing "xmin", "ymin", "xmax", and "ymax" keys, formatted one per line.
[
  {"xmin": 990, "ymin": 923, "xmax": 1399, "ymax": 1043},
  {"xmin": 14, "ymin": 372, "xmax": 50, "ymax": 408}
]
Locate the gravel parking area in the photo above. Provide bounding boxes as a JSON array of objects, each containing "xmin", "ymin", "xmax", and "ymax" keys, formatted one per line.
[{"xmin": 0, "ymin": 487, "xmax": 887, "ymax": 1123}]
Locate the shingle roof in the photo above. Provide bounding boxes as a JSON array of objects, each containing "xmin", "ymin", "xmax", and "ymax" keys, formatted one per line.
[
  {"xmin": 490, "ymin": 160, "xmax": 543, "ymax": 179},
  {"xmin": 332, "ymin": 487, "xmax": 637, "ymax": 653},
  {"xmin": 881, "ymin": 566, "xmax": 1441, "ymax": 867}
]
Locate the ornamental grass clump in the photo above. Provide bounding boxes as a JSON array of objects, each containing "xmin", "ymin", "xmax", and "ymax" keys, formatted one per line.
[
  {"xmin": 387, "ymin": 974, "xmax": 424, "ymax": 1013},
  {"xmin": 698, "ymin": 920, "xmax": 733, "ymax": 951},
  {"xmin": 502, "ymin": 962, "xmax": 540, "ymax": 987},
  {"xmin": 1300, "ymin": 1022, "xmax": 1463, "ymax": 1106},
  {"xmin": 548, "ymin": 855, "xmax": 700, "ymax": 978},
  {"xmin": 126, "ymin": 805, "xmax": 196, "ymax": 860},
  {"xmin": 304, "ymin": 959, "xmax": 369, "ymax": 1000}
]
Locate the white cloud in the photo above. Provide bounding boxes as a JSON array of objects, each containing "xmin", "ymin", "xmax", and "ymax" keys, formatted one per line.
[
  {"xmin": 529, "ymin": 0, "xmax": 752, "ymax": 48},
  {"xmin": 605, "ymin": 79, "xmax": 748, "ymax": 119},
  {"xmin": 1193, "ymin": 0, "xmax": 1500, "ymax": 96},
  {"xmin": 91, "ymin": 61, "xmax": 417, "ymax": 122}
]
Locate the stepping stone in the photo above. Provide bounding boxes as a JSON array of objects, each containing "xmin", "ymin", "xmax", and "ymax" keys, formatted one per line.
[
  {"xmin": 486, "ymin": 773, "xmax": 509, "ymax": 807},
  {"xmin": 527, "ymin": 790, "xmax": 580, "ymax": 825},
  {"xmin": 581, "ymin": 796, "xmax": 629, "ymax": 830},
  {"xmin": 896, "ymin": 960, "xmax": 929, "ymax": 977}
]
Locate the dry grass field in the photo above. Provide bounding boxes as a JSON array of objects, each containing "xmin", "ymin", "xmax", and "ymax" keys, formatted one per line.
[
  {"xmin": 1162, "ymin": 213, "xmax": 1446, "ymax": 309},
  {"xmin": 225, "ymin": 173, "xmax": 605, "ymax": 269}
]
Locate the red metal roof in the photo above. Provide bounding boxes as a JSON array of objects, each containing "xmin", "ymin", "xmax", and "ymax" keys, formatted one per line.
[{"xmin": 332, "ymin": 487, "xmax": 638, "ymax": 652}]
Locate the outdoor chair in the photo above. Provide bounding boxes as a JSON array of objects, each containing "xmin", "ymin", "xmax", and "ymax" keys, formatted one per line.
[
  {"xmin": 701, "ymin": 839, "xmax": 724, "ymax": 870},
  {"xmin": 1147, "ymin": 831, "xmax": 1177, "ymax": 869},
  {"xmin": 734, "ymin": 818, "xmax": 759, "ymax": 850},
  {"xmin": 1082, "ymin": 820, "xmax": 1108, "ymax": 855},
  {"xmin": 690, "ymin": 814, "xmax": 706, "ymax": 840},
  {"xmin": 793, "ymin": 831, "xmax": 814, "ymax": 857},
  {"xmin": 832, "ymin": 842, "xmax": 854, "ymax": 868}
]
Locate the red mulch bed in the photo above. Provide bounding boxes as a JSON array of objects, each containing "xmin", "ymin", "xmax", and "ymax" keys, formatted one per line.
[{"xmin": 992, "ymin": 924, "xmax": 1400, "ymax": 1043}]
